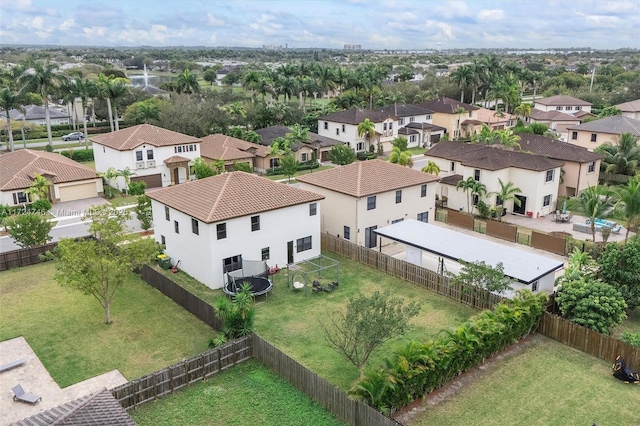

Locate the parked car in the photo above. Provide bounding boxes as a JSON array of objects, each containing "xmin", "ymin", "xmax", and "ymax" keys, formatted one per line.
[{"xmin": 62, "ymin": 132, "xmax": 85, "ymax": 141}]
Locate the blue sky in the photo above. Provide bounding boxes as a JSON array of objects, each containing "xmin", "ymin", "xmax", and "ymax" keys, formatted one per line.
[{"xmin": 0, "ymin": 0, "xmax": 638, "ymax": 49}]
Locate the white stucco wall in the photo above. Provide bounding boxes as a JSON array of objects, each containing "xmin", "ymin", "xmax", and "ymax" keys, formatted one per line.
[{"xmin": 152, "ymin": 199, "xmax": 322, "ymax": 289}]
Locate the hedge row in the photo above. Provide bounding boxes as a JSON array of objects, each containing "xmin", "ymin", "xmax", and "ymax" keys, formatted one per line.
[
  {"xmin": 60, "ymin": 149, "xmax": 94, "ymax": 162},
  {"xmin": 265, "ymin": 160, "xmax": 320, "ymax": 176}
]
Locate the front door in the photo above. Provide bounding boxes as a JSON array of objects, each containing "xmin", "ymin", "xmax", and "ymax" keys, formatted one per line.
[
  {"xmin": 365, "ymin": 225, "xmax": 378, "ymax": 249},
  {"xmin": 513, "ymin": 195, "xmax": 527, "ymax": 215},
  {"xmin": 287, "ymin": 241, "xmax": 294, "ymax": 264},
  {"xmin": 173, "ymin": 168, "xmax": 179, "ymax": 185}
]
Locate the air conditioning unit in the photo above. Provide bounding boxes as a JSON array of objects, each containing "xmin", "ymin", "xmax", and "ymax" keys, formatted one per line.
[
  {"xmin": 135, "ymin": 161, "xmax": 145, "ymax": 169},
  {"xmin": 147, "ymin": 160, "xmax": 156, "ymax": 168}
]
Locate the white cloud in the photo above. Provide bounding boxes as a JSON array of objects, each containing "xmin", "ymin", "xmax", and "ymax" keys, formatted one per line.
[
  {"xmin": 207, "ymin": 13, "xmax": 225, "ymax": 27},
  {"xmin": 150, "ymin": 25, "xmax": 168, "ymax": 42},
  {"xmin": 209, "ymin": 33, "xmax": 217, "ymax": 44},
  {"xmin": 478, "ymin": 9, "xmax": 504, "ymax": 20},
  {"xmin": 0, "ymin": 0, "xmax": 32, "ymax": 11},
  {"xmin": 83, "ymin": 26, "xmax": 108, "ymax": 38},
  {"xmin": 437, "ymin": 23, "xmax": 455, "ymax": 39},
  {"xmin": 29, "ymin": 16, "xmax": 44, "ymax": 29},
  {"xmin": 575, "ymin": 11, "xmax": 621, "ymax": 28},
  {"xmin": 35, "ymin": 30, "xmax": 51, "ymax": 39},
  {"xmin": 59, "ymin": 19, "xmax": 76, "ymax": 32}
]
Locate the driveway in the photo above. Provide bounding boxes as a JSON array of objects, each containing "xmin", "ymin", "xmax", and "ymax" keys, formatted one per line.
[{"xmin": 50, "ymin": 197, "xmax": 109, "ymax": 220}]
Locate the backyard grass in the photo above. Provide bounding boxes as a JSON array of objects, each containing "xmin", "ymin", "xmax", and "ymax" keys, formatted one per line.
[
  {"xmin": 408, "ymin": 336, "xmax": 640, "ymax": 426},
  {"xmin": 0, "ymin": 262, "xmax": 214, "ymax": 388},
  {"xmin": 130, "ymin": 360, "xmax": 346, "ymax": 426},
  {"xmin": 107, "ymin": 193, "xmax": 139, "ymax": 207},
  {"xmin": 406, "ymin": 146, "xmax": 427, "ymax": 155},
  {"xmin": 266, "ymin": 165, "xmax": 335, "ymax": 181},
  {"xmin": 616, "ymin": 306, "xmax": 640, "ymax": 336}
]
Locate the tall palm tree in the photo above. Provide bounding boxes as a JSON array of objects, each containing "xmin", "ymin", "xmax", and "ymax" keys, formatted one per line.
[
  {"xmin": 610, "ymin": 176, "xmax": 640, "ymax": 241},
  {"xmin": 74, "ymin": 76, "xmax": 94, "ymax": 149},
  {"xmin": 595, "ymin": 133, "xmax": 640, "ymax": 176},
  {"xmin": 242, "ymin": 70, "xmax": 261, "ymax": 102},
  {"xmin": 456, "ymin": 177, "xmax": 477, "ymax": 213},
  {"xmin": 450, "ymin": 65, "xmax": 473, "ymax": 103},
  {"xmin": 514, "ymin": 103, "xmax": 532, "ymax": 122},
  {"xmin": 108, "ymin": 80, "xmax": 129, "ymax": 131},
  {"xmin": 18, "ymin": 61, "xmax": 68, "ymax": 148},
  {"xmin": 567, "ymin": 185, "xmax": 614, "ymax": 242},
  {"xmin": 422, "ymin": 161, "xmax": 440, "ymax": 175},
  {"xmin": 491, "ymin": 178, "xmax": 522, "ymax": 221},
  {"xmin": 357, "ymin": 118, "xmax": 376, "ymax": 152},
  {"xmin": 0, "ymin": 87, "xmax": 24, "ymax": 152},
  {"xmin": 96, "ymin": 73, "xmax": 116, "ymax": 132},
  {"xmin": 314, "ymin": 65, "xmax": 337, "ymax": 109},
  {"xmin": 176, "ymin": 69, "xmax": 200, "ymax": 96}
]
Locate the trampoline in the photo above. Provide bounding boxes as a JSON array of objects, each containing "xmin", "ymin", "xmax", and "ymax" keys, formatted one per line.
[{"xmin": 223, "ymin": 259, "xmax": 273, "ymax": 298}]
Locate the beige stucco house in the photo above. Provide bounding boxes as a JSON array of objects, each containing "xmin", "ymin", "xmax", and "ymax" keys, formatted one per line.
[
  {"xmin": 414, "ymin": 97, "xmax": 479, "ymax": 140},
  {"xmin": 567, "ymin": 116, "xmax": 640, "ymax": 150},
  {"xmin": 317, "ymin": 108, "xmax": 397, "ymax": 153},
  {"xmin": 615, "ymin": 99, "xmax": 640, "ymax": 120},
  {"xmin": 297, "ymin": 160, "xmax": 439, "ymax": 248},
  {"xmin": 200, "ymin": 134, "xmax": 274, "ymax": 173},
  {"xmin": 255, "ymin": 125, "xmax": 343, "ymax": 163}
]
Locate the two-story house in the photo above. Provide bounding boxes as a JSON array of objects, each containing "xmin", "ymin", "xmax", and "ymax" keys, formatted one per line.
[
  {"xmin": 425, "ymin": 141, "xmax": 564, "ymax": 218},
  {"xmin": 534, "ymin": 95, "xmax": 593, "ymax": 115},
  {"xmin": 255, "ymin": 125, "xmax": 344, "ymax": 163},
  {"xmin": 567, "ymin": 116, "xmax": 640, "ymax": 150},
  {"xmin": 296, "ymin": 160, "xmax": 440, "ymax": 248},
  {"xmin": 200, "ymin": 134, "xmax": 273, "ymax": 173},
  {"xmin": 375, "ymin": 103, "xmax": 446, "ymax": 148},
  {"xmin": 615, "ymin": 99, "xmax": 640, "ymax": 120},
  {"xmin": 147, "ymin": 172, "xmax": 325, "ymax": 290},
  {"xmin": 317, "ymin": 108, "xmax": 397, "ymax": 153},
  {"xmin": 525, "ymin": 109, "xmax": 581, "ymax": 141},
  {"xmin": 414, "ymin": 97, "xmax": 479, "ymax": 139},
  {"xmin": 91, "ymin": 124, "xmax": 202, "ymax": 189}
]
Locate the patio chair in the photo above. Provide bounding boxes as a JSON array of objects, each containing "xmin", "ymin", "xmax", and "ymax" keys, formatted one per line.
[
  {"xmin": 12, "ymin": 384, "xmax": 42, "ymax": 405},
  {"xmin": 612, "ymin": 225, "xmax": 622, "ymax": 234}
]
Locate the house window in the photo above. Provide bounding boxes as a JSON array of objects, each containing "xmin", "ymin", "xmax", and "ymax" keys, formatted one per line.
[
  {"xmin": 336, "ymin": 128, "xmax": 339, "ymax": 136},
  {"xmin": 365, "ymin": 225, "xmax": 377, "ymax": 248},
  {"xmin": 575, "ymin": 106, "xmax": 581, "ymax": 111},
  {"xmin": 309, "ymin": 203, "xmax": 317, "ymax": 216},
  {"xmin": 572, "ymin": 131, "xmax": 578, "ymax": 140},
  {"xmin": 383, "ymin": 123, "xmax": 387, "ymax": 131},
  {"xmin": 251, "ymin": 215, "xmax": 260, "ymax": 232},
  {"xmin": 136, "ymin": 151, "xmax": 143, "ymax": 161},
  {"xmin": 269, "ymin": 158, "xmax": 280, "ymax": 168},
  {"xmin": 565, "ymin": 106, "xmax": 573, "ymax": 111},
  {"xmin": 174, "ymin": 220, "xmax": 179, "ymax": 234},
  {"xmin": 189, "ymin": 145, "xmax": 194, "ymax": 152},
  {"xmin": 12, "ymin": 192, "xmax": 29, "ymax": 204},
  {"xmin": 217, "ymin": 223, "xmax": 227, "ymax": 240},
  {"xmin": 391, "ymin": 218, "xmax": 404, "ymax": 224},
  {"xmin": 543, "ymin": 194, "xmax": 551, "ymax": 207},
  {"xmin": 191, "ymin": 218, "xmax": 199, "ymax": 235},
  {"xmin": 410, "ymin": 116, "xmax": 415, "ymax": 122},
  {"xmin": 174, "ymin": 147, "xmax": 177, "ymax": 153},
  {"xmin": 395, "ymin": 190, "xmax": 402, "ymax": 204},
  {"xmin": 496, "ymin": 196, "xmax": 503, "ymax": 206},
  {"xmin": 296, "ymin": 236, "xmax": 312, "ymax": 253},
  {"xmin": 177, "ymin": 146, "xmax": 182, "ymax": 153},
  {"xmin": 421, "ymin": 184, "xmax": 427, "ymax": 197},
  {"xmin": 410, "ymin": 135, "xmax": 416, "ymax": 143},
  {"xmin": 261, "ymin": 247, "xmax": 270, "ymax": 261},
  {"xmin": 474, "ymin": 169, "xmax": 481, "ymax": 181},
  {"xmin": 426, "ymin": 114, "xmax": 431, "ymax": 120},
  {"xmin": 356, "ymin": 142, "xmax": 364, "ymax": 151},
  {"xmin": 367, "ymin": 195, "xmax": 376, "ymax": 210},
  {"xmin": 556, "ymin": 106, "xmax": 562, "ymax": 111},
  {"xmin": 531, "ymin": 280, "xmax": 539, "ymax": 292},
  {"xmin": 389, "ymin": 122, "xmax": 393, "ymax": 130},
  {"xmin": 160, "ymin": 235, "xmax": 165, "ymax": 246},
  {"xmin": 146, "ymin": 149, "xmax": 154, "ymax": 160},
  {"xmin": 417, "ymin": 212, "xmax": 429, "ymax": 223},
  {"xmin": 545, "ymin": 170, "xmax": 554, "ymax": 182},
  {"xmin": 473, "ymin": 194, "xmax": 479, "ymax": 205},
  {"xmin": 223, "ymin": 255, "xmax": 242, "ymax": 273},
  {"xmin": 342, "ymin": 124, "xmax": 345, "ymax": 132},
  {"xmin": 399, "ymin": 118, "xmax": 405, "ymax": 125},
  {"xmin": 588, "ymin": 161, "xmax": 595, "ymax": 173},
  {"xmin": 189, "ymin": 165, "xmax": 195, "ymax": 175},
  {"xmin": 590, "ymin": 133, "xmax": 597, "ymax": 142},
  {"xmin": 324, "ymin": 122, "xmax": 328, "ymax": 130},
  {"xmin": 344, "ymin": 226, "xmax": 350, "ymax": 240},
  {"xmin": 165, "ymin": 206, "xmax": 170, "ymax": 221},
  {"xmin": 301, "ymin": 153, "xmax": 308, "ymax": 162},
  {"xmin": 450, "ymin": 162, "xmax": 455, "ymax": 172}
]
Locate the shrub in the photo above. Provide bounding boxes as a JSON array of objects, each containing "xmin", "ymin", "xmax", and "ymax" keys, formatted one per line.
[
  {"xmin": 620, "ymin": 331, "xmax": 640, "ymax": 348},
  {"xmin": 128, "ymin": 181, "xmax": 146, "ymax": 196},
  {"xmin": 213, "ymin": 283, "xmax": 255, "ymax": 339},
  {"xmin": 30, "ymin": 198, "xmax": 52, "ymax": 213},
  {"xmin": 475, "ymin": 200, "xmax": 491, "ymax": 219},
  {"xmin": 61, "ymin": 149, "xmax": 94, "ymax": 162},
  {"xmin": 356, "ymin": 151, "xmax": 368, "ymax": 161},
  {"xmin": 207, "ymin": 335, "xmax": 228, "ymax": 349},
  {"xmin": 44, "ymin": 144, "xmax": 53, "ymax": 152}
]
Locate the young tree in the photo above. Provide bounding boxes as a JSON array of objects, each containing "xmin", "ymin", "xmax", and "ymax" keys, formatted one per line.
[
  {"xmin": 5, "ymin": 213, "xmax": 53, "ymax": 248},
  {"xmin": 422, "ymin": 161, "xmax": 440, "ymax": 176},
  {"xmin": 328, "ymin": 144, "xmax": 356, "ymax": 165},
  {"xmin": 192, "ymin": 157, "xmax": 216, "ymax": 179},
  {"xmin": 26, "ymin": 173, "xmax": 52, "ymax": 201},
  {"xmin": 567, "ymin": 185, "xmax": 613, "ymax": 242},
  {"xmin": 598, "ymin": 238, "xmax": 640, "ymax": 309},
  {"xmin": 610, "ymin": 176, "xmax": 640, "ymax": 241},
  {"xmin": 449, "ymin": 260, "xmax": 513, "ymax": 304},
  {"xmin": 280, "ymin": 153, "xmax": 298, "ymax": 183},
  {"xmin": 54, "ymin": 206, "xmax": 157, "ymax": 324},
  {"xmin": 491, "ymin": 178, "xmax": 522, "ymax": 221},
  {"xmin": 135, "ymin": 195, "xmax": 153, "ymax": 231},
  {"xmin": 213, "ymin": 283, "xmax": 255, "ymax": 339},
  {"xmin": 389, "ymin": 146, "xmax": 413, "ymax": 167},
  {"xmin": 357, "ymin": 118, "xmax": 376, "ymax": 153},
  {"xmin": 322, "ymin": 291, "xmax": 420, "ymax": 374}
]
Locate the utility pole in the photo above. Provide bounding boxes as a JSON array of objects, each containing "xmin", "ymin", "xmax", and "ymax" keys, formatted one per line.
[{"xmin": 589, "ymin": 67, "xmax": 595, "ymax": 92}]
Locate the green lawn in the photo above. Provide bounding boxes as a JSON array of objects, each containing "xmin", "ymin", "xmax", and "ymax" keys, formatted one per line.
[
  {"xmin": 266, "ymin": 165, "xmax": 335, "ymax": 181},
  {"xmin": 0, "ymin": 262, "xmax": 214, "ymax": 387},
  {"xmin": 616, "ymin": 306, "xmax": 640, "ymax": 336},
  {"xmin": 408, "ymin": 336, "xmax": 640, "ymax": 426},
  {"xmin": 130, "ymin": 360, "xmax": 346, "ymax": 426},
  {"xmin": 107, "ymin": 193, "xmax": 139, "ymax": 207},
  {"xmin": 407, "ymin": 146, "xmax": 427, "ymax": 155}
]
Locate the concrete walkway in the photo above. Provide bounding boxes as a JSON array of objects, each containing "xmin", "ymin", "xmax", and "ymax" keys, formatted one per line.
[{"xmin": 0, "ymin": 337, "xmax": 128, "ymax": 425}]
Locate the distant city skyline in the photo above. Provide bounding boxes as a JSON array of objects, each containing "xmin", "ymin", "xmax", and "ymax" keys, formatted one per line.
[{"xmin": 0, "ymin": 0, "xmax": 638, "ymax": 50}]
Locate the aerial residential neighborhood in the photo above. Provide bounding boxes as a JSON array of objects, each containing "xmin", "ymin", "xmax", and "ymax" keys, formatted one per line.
[{"xmin": 1, "ymin": 1, "xmax": 640, "ymax": 425}]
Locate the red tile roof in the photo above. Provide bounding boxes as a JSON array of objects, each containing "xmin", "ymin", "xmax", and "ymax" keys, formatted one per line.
[
  {"xmin": 163, "ymin": 155, "xmax": 191, "ymax": 164},
  {"xmin": 296, "ymin": 159, "xmax": 439, "ymax": 197},
  {"xmin": 147, "ymin": 171, "xmax": 324, "ymax": 223},
  {"xmin": 90, "ymin": 124, "xmax": 201, "ymax": 151},
  {"xmin": 200, "ymin": 134, "xmax": 268, "ymax": 160}
]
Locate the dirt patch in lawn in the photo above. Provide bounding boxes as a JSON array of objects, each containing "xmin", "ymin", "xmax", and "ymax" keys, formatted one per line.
[{"xmin": 393, "ymin": 333, "xmax": 545, "ymax": 425}]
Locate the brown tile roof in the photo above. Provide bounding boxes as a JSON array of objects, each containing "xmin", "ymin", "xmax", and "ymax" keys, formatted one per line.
[
  {"xmin": 12, "ymin": 388, "xmax": 136, "ymax": 426},
  {"xmin": 528, "ymin": 108, "xmax": 580, "ymax": 122},
  {"xmin": 374, "ymin": 103, "xmax": 434, "ymax": 117},
  {"xmin": 296, "ymin": 159, "xmax": 439, "ymax": 197},
  {"xmin": 425, "ymin": 141, "xmax": 564, "ymax": 171},
  {"xmin": 573, "ymin": 110, "xmax": 595, "ymax": 119},
  {"xmin": 90, "ymin": 124, "xmax": 201, "ymax": 151},
  {"xmin": 567, "ymin": 115, "xmax": 640, "ymax": 136},
  {"xmin": 254, "ymin": 126, "xmax": 342, "ymax": 150},
  {"xmin": 440, "ymin": 174, "xmax": 463, "ymax": 186},
  {"xmin": 147, "ymin": 171, "xmax": 324, "ymax": 223},
  {"xmin": 414, "ymin": 97, "xmax": 478, "ymax": 114},
  {"xmin": 615, "ymin": 99, "xmax": 640, "ymax": 112},
  {"xmin": 0, "ymin": 150, "xmax": 99, "ymax": 191},
  {"xmin": 163, "ymin": 155, "xmax": 191, "ymax": 164},
  {"xmin": 318, "ymin": 107, "xmax": 394, "ymax": 125},
  {"xmin": 200, "ymin": 134, "xmax": 269, "ymax": 159},
  {"xmin": 404, "ymin": 122, "xmax": 447, "ymax": 132},
  {"xmin": 517, "ymin": 134, "xmax": 602, "ymax": 162},
  {"xmin": 474, "ymin": 107, "xmax": 515, "ymax": 124},
  {"xmin": 534, "ymin": 95, "xmax": 592, "ymax": 106}
]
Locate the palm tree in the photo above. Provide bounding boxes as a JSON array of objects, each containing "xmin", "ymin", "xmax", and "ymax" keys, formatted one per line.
[
  {"xmin": 314, "ymin": 65, "xmax": 337, "ymax": 109},
  {"xmin": 450, "ymin": 65, "xmax": 473, "ymax": 103},
  {"xmin": 456, "ymin": 177, "xmax": 477, "ymax": 213},
  {"xmin": 26, "ymin": 173, "xmax": 52, "ymax": 201},
  {"xmin": 286, "ymin": 123, "xmax": 310, "ymax": 145},
  {"xmin": 74, "ymin": 76, "xmax": 95, "ymax": 149},
  {"xmin": 422, "ymin": 161, "xmax": 440, "ymax": 175},
  {"xmin": 176, "ymin": 69, "xmax": 200, "ymax": 96},
  {"xmin": 242, "ymin": 70, "xmax": 261, "ymax": 102},
  {"xmin": 18, "ymin": 61, "xmax": 68, "ymax": 148},
  {"xmin": 595, "ymin": 133, "xmax": 640, "ymax": 176},
  {"xmin": 470, "ymin": 180, "xmax": 488, "ymax": 213},
  {"xmin": 0, "ymin": 87, "xmax": 24, "ymax": 152},
  {"xmin": 491, "ymin": 179, "xmax": 522, "ymax": 221},
  {"xmin": 610, "ymin": 176, "xmax": 640, "ymax": 241},
  {"xmin": 109, "ymin": 79, "xmax": 129, "ymax": 131},
  {"xmin": 357, "ymin": 118, "xmax": 376, "ymax": 153},
  {"xmin": 117, "ymin": 168, "xmax": 135, "ymax": 194},
  {"xmin": 514, "ymin": 103, "xmax": 531, "ymax": 122},
  {"xmin": 96, "ymin": 73, "xmax": 116, "ymax": 132},
  {"xmin": 98, "ymin": 167, "xmax": 119, "ymax": 198},
  {"xmin": 496, "ymin": 130, "xmax": 521, "ymax": 148},
  {"xmin": 472, "ymin": 124, "xmax": 498, "ymax": 145},
  {"xmin": 389, "ymin": 146, "xmax": 413, "ymax": 167},
  {"xmin": 567, "ymin": 185, "xmax": 614, "ymax": 242}
]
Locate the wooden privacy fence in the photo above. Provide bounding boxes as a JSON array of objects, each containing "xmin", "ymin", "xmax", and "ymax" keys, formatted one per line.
[
  {"xmin": 539, "ymin": 313, "xmax": 640, "ymax": 372},
  {"xmin": 139, "ymin": 265, "xmax": 223, "ymax": 331},
  {"xmin": 321, "ymin": 233, "xmax": 504, "ymax": 311},
  {"xmin": 252, "ymin": 334, "xmax": 400, "ymax": 426},
  {"xmin": 531, "ymin": 231, "xmax": 566, "ymax": 256},
  {"xmin": 112, "ymin": 336, "xmax": 252, "ymax": 409},
  {"xmin": 0, "ymin": 242, "xmax": 58, "ymax": 271}
]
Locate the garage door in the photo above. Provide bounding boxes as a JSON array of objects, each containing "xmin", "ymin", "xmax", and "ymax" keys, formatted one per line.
[
  {"xmin": 59, "ymin": 182, "xmax": 98, "ymax": 202},
  {"xmin": 132, "ymin": 174, "xmax": 162, "ymax": 188}
]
